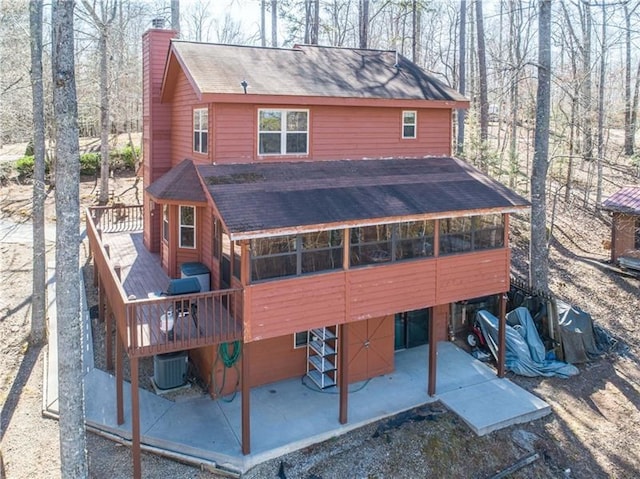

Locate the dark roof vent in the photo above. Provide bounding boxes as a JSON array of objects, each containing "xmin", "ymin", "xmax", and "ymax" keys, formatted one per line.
[{"xmin": 152, "ymin": 18, "xmax": 166, "ymax": 29}]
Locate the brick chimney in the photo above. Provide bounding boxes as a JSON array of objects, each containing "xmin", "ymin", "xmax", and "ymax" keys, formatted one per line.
[{"xmin": 142, "ymin": 26, "xmax": 177, "ymax": 253}]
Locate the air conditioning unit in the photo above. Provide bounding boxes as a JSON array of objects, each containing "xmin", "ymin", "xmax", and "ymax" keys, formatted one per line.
[{"xmin": 153, "ymin": 351, "xmax": 188, "ymax": 390}]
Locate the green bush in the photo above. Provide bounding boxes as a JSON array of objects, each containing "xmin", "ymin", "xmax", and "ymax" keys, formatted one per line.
[
  {"xmin": 110, "ymin": 144, "xmax": 139, "ymax": 171},
  {"xmin": 15, "ymin": 155, "xmax": 35, "ymax": 178},
  {"xmin": 80, "ymin": 152, "xmax": 100, "ymax": 175}
]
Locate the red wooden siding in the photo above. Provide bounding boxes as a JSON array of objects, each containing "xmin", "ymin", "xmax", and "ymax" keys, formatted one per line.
[
  {"xmin": 246, "ymin": 273, "xmax": 347, "ymax": 342},
  {"xmin": 611, "ymin": 213, "xmax": 637, "ymax": 261},
  {"xmin": 210, "ymin": 104, "xmax": 453, "ymax": 164},
  {"xmin": 435, "ymin": 250, "xmax": 509, "ymax": 304},
  {"xmin": 246, "ymin": 248, "xmax": 509, "ymax": 342},
  {"xmin": 170, "ymin": 70, "xmax": 210, "ymax": 166},
  {"xmin": 349, "ymin": 261, "xmax": 437, "ymax": 321}
]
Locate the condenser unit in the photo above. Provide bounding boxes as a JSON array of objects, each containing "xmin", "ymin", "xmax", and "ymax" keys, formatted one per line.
[{"xmin": 153, "ymin": 351, "xmax": 188, "ymax": 390}]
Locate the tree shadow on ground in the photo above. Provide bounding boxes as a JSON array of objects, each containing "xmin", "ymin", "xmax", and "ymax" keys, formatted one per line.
[{"xmin": 1, "ymin": 343, "xmax": 43, "ymax": 441}]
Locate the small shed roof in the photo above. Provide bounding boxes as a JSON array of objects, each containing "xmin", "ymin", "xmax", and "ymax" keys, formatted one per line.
[
  {"xmin": 197, "ymin": 157, "xmax": 529, "ymax": 239},
  {"xmin": 601, "ymin": 186, "xmax": 640, "ymax": 214},
  {"xmin": 168, "ymin": 42, "xmax": 467, "ymax": 103}
]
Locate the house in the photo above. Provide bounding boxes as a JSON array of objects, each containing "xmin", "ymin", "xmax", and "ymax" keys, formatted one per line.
[
  {"xmin": 602, "ymin": 186, "xmax": 640, "ymax": 270},
  {"xmin": 87, "ymin": 26, "xmax": 529, "ymax": 478}
]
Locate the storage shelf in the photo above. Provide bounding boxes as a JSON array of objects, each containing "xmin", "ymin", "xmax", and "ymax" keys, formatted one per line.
[
  {"xmin": 308, "ymin": 353, "xmax": 336, "ymax": 373},
  {"xmin": 307, "ymin": 369, "xmax": 336, "ymax": 389},
  {"xmin": 306, "ymin": 325, "xmax": 338, "ymax": 389}
]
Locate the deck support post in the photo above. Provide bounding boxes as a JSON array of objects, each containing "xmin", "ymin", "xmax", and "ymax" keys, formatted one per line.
[
  {"xmin": 428, "ymin": 316, "xmax": 437, "ymax": 396},
  {"xmin": 241, "ymin": 341, "xmax": 251, "ymax": 455},
  {"xmin": 105, "ymin": 303, "xmax": 113, "ymax": 371},
  {"xmin": 116, "ymin": 331, "xmax": 124, "ymax": 425},
  {"xmin": 339, "ymin": 323, "xmax": 349, "ymax": 424},
  {"xmin": 131, "ymin": 356, "xmax": 142, "ymax": 479},
  {"xmin": 497, "ymin": 293, "xmax": 507, "ymax": 378}
]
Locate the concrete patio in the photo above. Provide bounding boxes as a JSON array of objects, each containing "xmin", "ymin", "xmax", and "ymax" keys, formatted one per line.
[{"xmin": 44, "ymin": 264, "xmax": 551, "ymax": 475}]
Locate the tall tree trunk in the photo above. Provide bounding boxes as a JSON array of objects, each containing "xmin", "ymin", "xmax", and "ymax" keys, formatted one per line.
[
  {"xmin": 261, "ymin": 0, "xmax": 266, "ymax": 46},
  {"xmin": 271, "ymin": 0, "xmax": 278, "ymax": 46},
  {"xmin": 411, "ymin": 0, "xmax": 418, "ymax": 63},
  {"xmin": 456, "ymin": 0, "xmax": 466, "ymax": 156},
  {"xmin": 530, "ymin": 0, "xmax": 552, "ymax": 293},
  {"xmin": 596, "ymin": 2, "xmax": 606, "ymax": 209},
  {"xmin": 52, "ymin": 0, "xmax": 88, "ymax": 476},
  {"xmin": 171, "ymin": 0, "xmax": 180, "ymax": 34},
  {"xmin": 98, "ymin": 27, "xmax": 110, "ymax": 204},
  {"xmin": 475, "ymin": 0, "xmax": 489, "ymax": 171},
  {"xmin": 582, "ymin": 2, "xmax": 593, "ymax": 162},
  {"xmin": 624, "ymin": 2, "xmax": 634, "ymax": 156},
  {"xmin": 30, "ymin": 0, "xmax": 46, "ymax": 345},
  {"xmin": 312, "ymin": 0, "xmax": 319, "ymax": 44},
  {"xmin": 631, "ymin": 58, "xmax": 640, "ymax": 154},
  {"xmin": 359, "ymin": 0, "xmax": 369, "ymax": 49}
]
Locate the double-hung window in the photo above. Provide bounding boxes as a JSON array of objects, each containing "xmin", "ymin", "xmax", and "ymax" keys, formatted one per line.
[
  {"xmin": 179, "ymin": 205, "xmax": 196, "ymax": 248},
  {"xmin": 193, "ymin": 108, "xmax": 208, "ymax": 154},
  {"xmin": 402, "ymin": 111, "xmax": 417, "ymax": 139},
  {"xmin": 258, "ymin": 109, "xmax": 308, "ymax": 155}
]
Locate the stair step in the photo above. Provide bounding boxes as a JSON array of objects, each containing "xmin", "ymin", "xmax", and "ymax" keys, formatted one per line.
[
  {"xmin": 309, "ymin": 340, "xmax": 336, "ymax": 356},
  {"xmin": 311, "ymin": 328, "xmax": 336, "ymax": 341}
]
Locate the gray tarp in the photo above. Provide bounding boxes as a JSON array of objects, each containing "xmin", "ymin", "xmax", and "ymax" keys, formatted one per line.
[
  {"xmin": 556, "ymin": 300, "xmax": 602, "ymax": 363},
  {"xmin": 477, "ymin": 308, "xmax": 579, "ymax": 378}
]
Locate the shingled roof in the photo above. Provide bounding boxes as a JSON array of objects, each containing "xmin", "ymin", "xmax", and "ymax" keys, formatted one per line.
[
  {"xmin": 197, "ymin": 157, "xmax": 529, "ymax": 239},
  {"xmin": 169, "ymin": 41, "xmax": 467, "ymax": 103},
  {"xmin": 146, "ymin": 159, "xmax": 208, "ymax": 204},
  {"xmin": 602, "ymin": 186, "xmax": 640, "ymax": 214}
]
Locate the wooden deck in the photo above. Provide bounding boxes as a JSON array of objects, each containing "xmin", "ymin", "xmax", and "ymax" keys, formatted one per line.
[
  {"xmin": 87, "ymin": 206, "xmax": 243, "ymax": 358},
  {"xmin": 102, "ymin": 231, "xmax": 169, "ymax": 298}
]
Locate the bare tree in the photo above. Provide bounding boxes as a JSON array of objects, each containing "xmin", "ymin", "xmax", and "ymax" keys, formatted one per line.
[
  {"xmin": 261, "ymin": 0, "xmax": 267, "ymax": 46},
  {"xmin": 595, "ymin": 1, "xmax": 607, "ymax": 209},
  {"xmin": 475, "ymin": 0, "xmax": 489, "ymax": 171},
  {"xmin": 29, "ymin": 0, "xmax": 46, "ymax": 345},
  {"xmin": 171, "ymin": 0, "xmax": 180, "ymax": 34},
  {"xmin": 272, "ymin": 0, "xmax": 278, "ymax": 46},
  {"xmin": 530, "ymin": 0, "xmax": 552, "ymax": 292},
  {"xmin": 457, "ymin": 0, "xmax": 466, "ymax": 156},
  {"xmin": 52, "ymin": 0, "xmax": 88, "ymax": 476},
  {"xmin": 359, "ymin": 0, "xmax": 369, "ymax": 48},
  {"xmin": 80, "ymin": 0, "xmax": 117, "ymax": 205}
]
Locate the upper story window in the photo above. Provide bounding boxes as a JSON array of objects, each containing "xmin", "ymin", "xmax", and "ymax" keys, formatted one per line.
[
  {"xmin": 162, "ymin": 204, "xmax": 169, "ymax": 242},
  {"xmin": 193, "ymin": 108, "xmax": 208, "ymax": 154},
  {"xmin": 440, "ymin": 214, "xmax": 504, "ymax": 255},
  {"xmin": 179, "ymin": 205, "xmax": 196, "ymax": 249},
  {"xmin": 258, "ymin": 109, "xmax": 308, "ymax": 155},
  {"xmin": 402, "ymin": 111, "xmax": 417, "ymax": 139}
]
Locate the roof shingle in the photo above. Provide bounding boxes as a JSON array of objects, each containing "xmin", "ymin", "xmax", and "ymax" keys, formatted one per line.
[
  {"xmin": 197, "ymin": 157, "xmax": 529, "ymax": 238},
  {"xmin": 170, "ymin": 42, "xmax": 467, "ymax": 102},
  {"xmin": 146, "ymin": 159, "xmax": 208, "ymax": 204},
  {"xmin": 602, "ymin": 186, "xmax": 640, "ymax": 214}
]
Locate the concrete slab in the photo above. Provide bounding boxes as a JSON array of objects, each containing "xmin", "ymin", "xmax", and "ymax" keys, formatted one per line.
[
  {"xmin": 84, "ymin": 369, "xmax": 174, "ymax": 441},
  {"xmin": 438, "ymin": 377, "xmax": 551, "ymax": 436}
]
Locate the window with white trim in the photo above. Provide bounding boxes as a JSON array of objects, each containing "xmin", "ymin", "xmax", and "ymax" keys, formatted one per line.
[
  {"xmin": 179, "ymin": 205, "xmax": 196, "ymax": 248},
  {"xmin": 402, "ymin": 111, "xmax": 417, "ymax": 139},
  {"xmin": 193, "ymin": 108, "xmax": 208, "ymax": 154},
  {"xmin": 162, "ymin": 205, "xmax": 169, "ymax": 242},
  {"xmin": 258, "ymin": 109, "xmax": 308, "ymax": 155},
  {"xmin": 294, "ymin": 331, "xmax": 309, "ymax": 349}
]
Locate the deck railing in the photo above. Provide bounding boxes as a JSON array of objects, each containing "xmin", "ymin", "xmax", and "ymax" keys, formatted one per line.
[
  {"xmin": 86, "ymin": 205, "xmax": 243, "ymax": 358},
  {"xmin": 89, "ymin": 204, "xmax": 143, "ymax": 233}
]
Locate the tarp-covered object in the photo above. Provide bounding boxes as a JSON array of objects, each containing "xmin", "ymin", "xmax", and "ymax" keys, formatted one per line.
[
  {"xmin": 556, "ymin": 300, "xmax": 602, "ymax": 363},
  {"xmin": 477, "ymin": 308, "xmax": 579, "ymax": 378}
]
